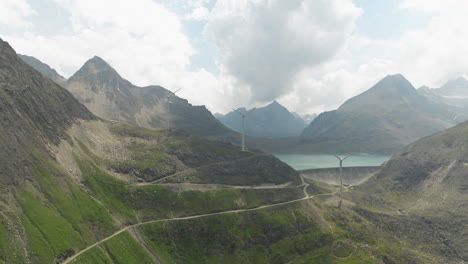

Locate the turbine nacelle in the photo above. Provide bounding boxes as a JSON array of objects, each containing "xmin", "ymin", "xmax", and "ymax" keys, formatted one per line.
[{"xmin": 166, "ymin": 88, "xmax": 182, "ymax": 103}]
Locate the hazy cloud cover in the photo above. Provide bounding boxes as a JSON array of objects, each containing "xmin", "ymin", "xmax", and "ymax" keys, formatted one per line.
[
  {"xmin": 1, "ymin": 0, "xmax": 468, "ymax": 115},
  {"xmin": 208, "ymin": 0, "xmax": 361, "ymax": 103},
  {"xmin": 0, "ymin": 0, "xmax": 34, "ymax": 29}
]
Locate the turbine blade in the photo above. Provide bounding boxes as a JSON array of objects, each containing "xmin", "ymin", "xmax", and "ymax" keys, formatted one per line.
[{"xmin": 233, "ymin": 108, "xmax": 246, "ymax": 117}]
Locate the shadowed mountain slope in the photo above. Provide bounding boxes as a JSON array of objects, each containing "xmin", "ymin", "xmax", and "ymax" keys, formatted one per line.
[
  {"xmin": 300, "ymin": 74, "xmax": 456, "ymax": 154},
  {"xmin": 0, "ymin": 39, "xmax": 94, "ymax": 186}
]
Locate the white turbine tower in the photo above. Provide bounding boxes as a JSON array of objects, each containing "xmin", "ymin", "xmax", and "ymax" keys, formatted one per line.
[
  {"xmin": 115, "ymin": 79, "xmax": 126, "ymax": 123},
  {"xmin": 454, "ymin": 113, "xmax": 465, "ymax": 122},
  {"xmin": 233, "ymin": 109, "xmax": 250, "ymax": 151},
  {"xmin": 334, "ymin": 155, "xmax": 350, "ymax": 209}
]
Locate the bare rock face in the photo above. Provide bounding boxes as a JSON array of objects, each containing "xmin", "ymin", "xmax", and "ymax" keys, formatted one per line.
[
  {"xmin": 0, "ymin": 38, "xmax": 94, "ymax": 186},
  {"xmin": 65, "ymin": 56, "xmax": 231, "ymax": 137}
]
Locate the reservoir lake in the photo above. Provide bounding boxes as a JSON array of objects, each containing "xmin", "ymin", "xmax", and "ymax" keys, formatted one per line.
[{"xmin": 274, "ymin": 154, "xmax": 391, "ymax": 170}]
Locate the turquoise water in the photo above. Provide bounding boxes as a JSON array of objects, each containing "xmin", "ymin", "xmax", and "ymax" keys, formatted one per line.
[{"xmin": 274, "ymin": 154, "xmax": 391, "ymax": 170}]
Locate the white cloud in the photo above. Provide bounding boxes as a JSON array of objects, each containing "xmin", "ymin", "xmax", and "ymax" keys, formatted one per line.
[
  {"xmin": 277, "ymin": 56, "xmax": 396, "ymax": 115},
  {"xmin": 185, "ymin": 6, "xmax": 210, "ymax": 21},
  {"xmin": 0, "ymin": 0, "xmax": 35, "ymax": 29},
  {"xmin": 3, "ymin": 0, "xmax": 235, "ymax": 113},
  {"xmin": 207, "ymin": 0, "xmax": 362, "ymax": 104},
  {"xmin": 389, "ymin": 1, "xmax": 468, "ymax": 87},
  {"xmin": 400, "ymin": 0, "xmax": 468, "ymax": 14},
  {"xmin": 282, "ymin": 1, "xmax": 468, "ymax": 114},
  {"xmin": 5, "ymin": 0, "xmax": 468, "ymax": 117}
]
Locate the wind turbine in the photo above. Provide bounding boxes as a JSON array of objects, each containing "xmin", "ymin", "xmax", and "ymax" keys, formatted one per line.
[
  {"xmin": 166, "ymin": 88, "xmax": 182, "ymax": 103},
  {"xmin": 454, "ymin": 113, "xmax": 465, "ymax": 122},
  {"xmin": 233, "ymin": 108, "xmax": 251, "ymax": 151},
  {"xmin": 114, "ymin": 79, "xmax": 126, "ymax": 123},
  {"xmin": 334, "ymin": 155, "xmax": 350, "ymax": 209}
]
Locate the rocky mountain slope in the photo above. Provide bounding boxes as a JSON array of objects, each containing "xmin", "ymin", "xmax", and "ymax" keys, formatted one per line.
[
  {"xmin": 0, "ymin": 39, "xmax": 94, "ymax": 186},
  {"xmin": 300, "ymin": 74, "xmax": 457, "ymax": 154},
  {"xmin": 65, "ymin": 56, "xmax": 231, "ymax": 137},
  {"xmin": 217, "ymin": 101, "xmax": 307, "ymax": 138},
  {"xmin": 350, "ymin": 119, "xmax": 468, "ymax": 263},
  {"xmin": 18, "ymin": 54, "xmax": 67, "ymax": 86}
]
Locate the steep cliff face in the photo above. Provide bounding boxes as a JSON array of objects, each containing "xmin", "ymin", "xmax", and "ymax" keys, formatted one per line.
[{"xmin": 0, "ymin": 39, "xmax": 94, "ymax": 186}]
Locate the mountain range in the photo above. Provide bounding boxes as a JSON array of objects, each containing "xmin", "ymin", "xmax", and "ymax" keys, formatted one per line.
[
  {"xmin": 18, "ymin": 53, "xmax": 468, "ymax": 156},
  {"xmin": 418, "ymin": 77, "xmax": 468, "ymax": 121},
  {"xmin": 20, "ymin": 55, "xmax": 232, "ymax": 138},
  {"xmin": 3, "ymin": 36, "xmax": 468, "ymax": 263},
  {"xmin": 216, "ymin": 101, "xmax": 307, "ymax": 138},
  {"xmin": 299, "ymin": 74, "xmax": 458, "ymax": 154},
  {"xmin": 0, "ymin": 37, "xmax": 312, "ymax": 263}
]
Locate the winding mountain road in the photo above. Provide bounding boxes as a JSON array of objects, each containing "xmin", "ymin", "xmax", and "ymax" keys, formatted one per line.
[{"xmin": 62, "ymin": 174, "xmax": 330, "ymax": 264}]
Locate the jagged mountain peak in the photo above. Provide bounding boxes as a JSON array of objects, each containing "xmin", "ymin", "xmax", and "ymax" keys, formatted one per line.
[
  {"xmin": 69, "ymin": 55, "xmax": 123, "ymax": 85},
  {"xmin": 370, "ymin": 74, "xmax": 415, "ymax": 93},
  {"xmin": 339, "ymin": 74, "xmax": 417, "ymax": 111},
  {"xmin": 268, "ymin": 100, "xmax": 281, "ymax": 106}
]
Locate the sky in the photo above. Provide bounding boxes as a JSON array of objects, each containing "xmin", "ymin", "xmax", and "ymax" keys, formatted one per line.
[{"xmin": 1, "ymin": 0, "xmax": 467, "ymax": 116}]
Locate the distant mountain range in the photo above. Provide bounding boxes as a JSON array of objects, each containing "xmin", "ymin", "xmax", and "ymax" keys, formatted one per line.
[
  {"xmin": 216, "ymin": 101, "xmax": 308, "ymax": 138},
  {"xmin": 20, "ymin": 54, "xmax": 467, "ymax": 155},
  {"xmin": 21, "ymin": 55, "xmax": 232, "ymax": 138},
  {"xmin": 418, "ymin": 77, "xmax": 468, "ymax": 121},
  {"xmin": 299, "ymin": 74, "xmax": 458, "ymax": 154}
]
